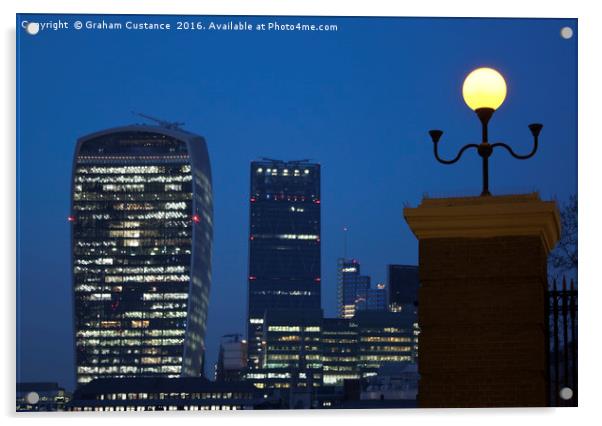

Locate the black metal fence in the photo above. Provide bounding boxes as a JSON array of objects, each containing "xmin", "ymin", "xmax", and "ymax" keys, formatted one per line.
[{"xmin": 547, "ymin": 277, "xmax": 577, "ymax": 407}]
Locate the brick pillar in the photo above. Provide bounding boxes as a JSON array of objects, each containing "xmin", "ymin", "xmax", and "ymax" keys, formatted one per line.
[{"xmin": 404, "ymin": 193, "xmax": 560, "ymax": 407}]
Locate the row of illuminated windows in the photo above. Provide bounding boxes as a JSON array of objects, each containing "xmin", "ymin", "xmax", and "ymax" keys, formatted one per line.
[
  {"xmin": 102, "ymin": 184, "xmax": 144, "ymax": 192},
  {"xmin": 322, "ymin": 337, "xmax": 357, "ymax": 343},
  {"xmin": 123, "ymin": 311, "xmax": 187, "ymax": 319},
  {"xmin": 102, "ymin": 230, "xmax": 189, "ymax": 240},
  {"xmin": 75, "ymin": 247, "xmax": 192, "ymax": 256},
  {"xmin": 360, "ymin": 336, "xmax": 413, "ymax": 343},
  {"xmin": 74, "ymin": 278, "xmax": 184, "ymax": 288},
  {"xmin": 142, "ymin": 292, "xmax": 189, "ymax": 300},
  {"xmin": 74, "ymin": 284, "xmax": 118, "ymax": 292},
  {"xmin": 76, "ymin": 338, "xmax": 184, "ymax": 347},
  {"xmin": 74, "ymin": 174, "xmax": 192, "ymax": 186},
  {"xmin": 75, "ymin": 241, "xmax": 118, "ymax": 249},
  {"xmin": 77, "ymin": 365, "xmax": 181, "ymax": 374},
  {"xmin": 359, "ymin": 346, "xmax": 413, "ymax": 352},
  {"xmin": 77, "ymin": 373, "xmax": 180, "ymax": 385},
  {"xmin": 81, "ymin": 186, "xmax": 189, "ymax": 195},
  {"xmin": 265, "ymin": 354, "xmax": 299, "ymax": 361},
  {"xmin": 79, "ymin": 325, "xmax": 184, "ymax": 337},
  {"xmin": 77, "ymin": 165, "xmax": 191, "ymax": 175},
  {"xmin": 74, "ymin": 245, "xmax": 191, "ymax": 255},
  {"xmin": 76, "ymin": 294, "xmax": 187, "ymax": 304},
  {"xmin": 74, "ymin": 174, "xmax": 192, "ymax": 185},
  {"xmin": 99, "ymin": 392, "xmax": 252, "ymax": 401},
  {"xmin": 262, "ymin": 363, "xmax": 323, "ymax": 370},
  {"xmin": 70, "ymin": 405, "xmax": 242, "ymax": 412},
  {"xmin": 252, "ymin": 234, "xmax": 319, "ymax": 240},
  {"xmin": 77, "ymin": 329, "xmax": 185, "ymax": 338},
  {"xmin": 322, "ymin": 347, "xmax": 355, "ymax": 354},
  {"xmin": 108, "ymin": 202, "xmax": 190, "ymax": 211},
  {"xmin": 82, "ymin": 356, "xmax": 182, "ymax": 365},
  {"xmin": 73, "ymin": 193, "xmax": 192, "ymax": 202},
  {"xmin": 250, "ymin": 290, "xmax": 316, "ymax": 297},
  {"xmin": 322, "ymin": 374, "xmax": 360, "ymax": 384},
  {"xmin": 79, "ymin": 265, "xmax": 187, "ymax": 274},
  {"xmin": 255, "ymin": 167, "xmax": 311, "ymax": 176},
  {"xmin": 75, "ymin": 211, "xmax": 191, "ymax": 220},
  {"xmin": 75, "ymin": 236, "xmax": 190, "ymax": 248},
  {"xmin": 76, "ymin": 328, "xmax": 179, "ymax": 342},
  {"xmin": 267, "ymin": 326, "xmax": 321, "ymax": 332},
  {"xmin": 322, "ymin": 364, "xmax": 358, "ymax": 370},
  {"xmin": 359, "ymin": 355, "xmax": 413, "ymax": 362},
  {"xmin": 87, "ymin": 348, "xmax": 178, "ymax": 356},
  {"xmin": 103, "ymin": 275, "xmax": 190, "ymax": 283},
  {"xmin": 267, "ymin": 346, "xmax": 321, "ymax": 353},
  {"xmin": 276, "ymin": 335, "xmax": 300, "ymax": 342}
]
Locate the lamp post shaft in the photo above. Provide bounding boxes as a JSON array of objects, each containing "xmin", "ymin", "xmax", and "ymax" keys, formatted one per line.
[
  {"xmin": 477, "ymin": 108, "xmax": 494, "ymax": 196},
  {"xmin": 482, "ymin": 155, "xmax": 490, "ymax": 196}
]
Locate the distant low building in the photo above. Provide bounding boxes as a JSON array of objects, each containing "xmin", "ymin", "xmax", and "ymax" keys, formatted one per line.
[
  {"xmin": 246, "ymin": 308, "xmax": 324, "ymax": 391},
  {"xmin": 338, "ymin": 258, "xmax": 370, "ymax": 319},
  {"xmin": 363, "ymin": 284, "xmax": 387, "ymax": 312},
  {"xmin": 66, "ymin": 377, "xmax": 278, "ymax": 411},
  {"xmin": 338, "ymin": 259, "xmax": 388, "ymax": 318},
  {"xmin": 16, "ymin": 382, "xmax": 70, "ymax": 412},
  {"xmin": 354, "ymin": 310, "xmax": 418, "ymax": 378},
  {"xmin": 322, "ymin": 318, "xmax": 360, "ymax": 385},
  {"xmin": 361, "ymin": 363, "xmax": 419, "ymax": 401},
  {"xmin": 245, "ymin": 309, "xmax": 417, "ymax": 391},
  {"xmin": 215, "ymin": 334, "xmax": 248, "ymax": 382}
]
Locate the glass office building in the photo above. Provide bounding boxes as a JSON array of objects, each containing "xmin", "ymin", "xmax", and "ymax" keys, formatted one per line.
[
  {"xmin": 387, "ymin": 265, "xmax": 419, "ymax": 313},
  {"xmin": 71, "ymin": 124, "xmax": 213, "ymax": 385},
  {"xmin": 321, "ymin": 318, "xmax": 360, "ymax": 385},
  {"xmin": 337, "ymin": 258, "xmax": 371, "ymax": 319},
  {"xmin": 246, "ymin": 309, "xmax": 324, "ymax": 390},
  {"xmin": 247, "ymin": 160, "xmax": 321, "ymax": 368}
]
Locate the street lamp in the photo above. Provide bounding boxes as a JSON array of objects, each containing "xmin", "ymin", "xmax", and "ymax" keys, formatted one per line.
[{"xmin": 428, "ymin": 67, "xmax": 543, "ymax": 196}]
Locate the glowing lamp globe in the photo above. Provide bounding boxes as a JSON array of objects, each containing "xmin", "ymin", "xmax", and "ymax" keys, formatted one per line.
[{"xmin": 462, "ymin": 67, "xmax": 507, "ymax": 111}]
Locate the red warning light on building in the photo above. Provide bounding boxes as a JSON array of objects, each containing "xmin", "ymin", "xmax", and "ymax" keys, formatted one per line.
[
  {"xmin": 67, "ymin": 215, "xmax": 76, "ymax": 222},
  {"xmin": 192, "ymin": 214, "xmax": 201, "ymax": 224}
]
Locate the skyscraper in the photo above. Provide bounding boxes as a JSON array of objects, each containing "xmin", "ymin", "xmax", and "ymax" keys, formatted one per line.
[
  {"xmin": 247, "ymin": 159, "xmax": 321, "ymax": 368},
  {"xmin": 71, "ymin": 123, "xmax": 213, "ymax": 385}
]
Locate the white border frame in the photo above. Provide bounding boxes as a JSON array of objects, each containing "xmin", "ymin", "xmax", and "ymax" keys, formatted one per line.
[{"xmin": 3, "ymin": 1, "xmax": 599, "ymax": 425}]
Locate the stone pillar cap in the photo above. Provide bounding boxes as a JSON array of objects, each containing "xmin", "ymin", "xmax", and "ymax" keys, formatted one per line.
[{"xmin": 403, "ymin": 193, "xmax": 561, "ymax": 253}]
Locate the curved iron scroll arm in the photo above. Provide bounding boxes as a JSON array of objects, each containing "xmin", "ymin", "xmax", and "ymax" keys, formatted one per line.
[
  {"xmin": 434, "ymin": 142, "xmax": 480, "ymax": 164},
  {"xmin": 490, "ymin": 123, "xmax": 543, "ymax": 160}
]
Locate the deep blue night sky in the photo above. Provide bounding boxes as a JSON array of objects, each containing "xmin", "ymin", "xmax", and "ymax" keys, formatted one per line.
[{"xmin": 16, "ymin": 15, "xmax": 577, "ymax": 390}]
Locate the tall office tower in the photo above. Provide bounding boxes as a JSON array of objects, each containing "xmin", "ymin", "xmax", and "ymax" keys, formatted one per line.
[
  {"xmin": 387, "ymin": 265, "xmax": 419, "ymax": 313},
  {"xmin": 215, "ymin": 334, "xmax": 248, "ymax": 382},
  {"xmin": 337, "ymin": 258, "xmax": 370, "ymax": 319},
  {"xmin": 71, "ymin": 123, "xmax": 213, "ymax": 385},
  {"xmin": 247, "ymin": 160, "xmax": 321, "ymax": 369}
]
